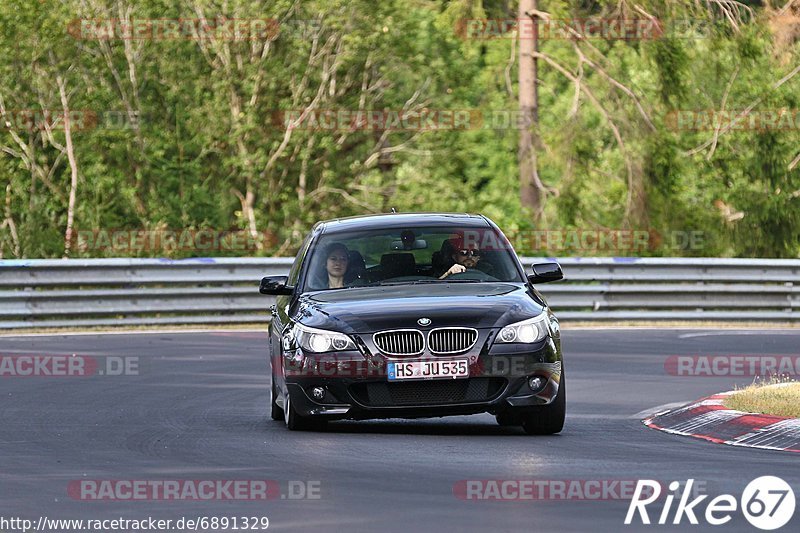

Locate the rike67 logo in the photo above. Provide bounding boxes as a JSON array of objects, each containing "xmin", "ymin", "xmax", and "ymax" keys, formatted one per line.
[{"xmin": 626, "ymin": 477, "xmax": 795, "ymax": 530}]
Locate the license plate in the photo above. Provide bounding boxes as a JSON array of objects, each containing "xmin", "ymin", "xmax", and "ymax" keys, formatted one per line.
[{"xmin": 387, "ymin": 360, "xmax": 469, "ymax": 381}]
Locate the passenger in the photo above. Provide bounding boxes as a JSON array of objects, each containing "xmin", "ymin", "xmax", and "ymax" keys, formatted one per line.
[{"xmin": 323, "ymin": 242, "xmax": 350, "ymax": 288}]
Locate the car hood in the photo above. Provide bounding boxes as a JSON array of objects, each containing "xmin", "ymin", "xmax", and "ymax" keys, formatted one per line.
[{"xmin": 293, "ymin": 283, "xmax": 544, "ymax": 334}]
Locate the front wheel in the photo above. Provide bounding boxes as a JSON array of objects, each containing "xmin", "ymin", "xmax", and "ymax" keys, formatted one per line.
[
  {"xmin": 284, "ymin": 392, "xmax": 326, "ymax": 431},
  {"xmin": 521, "ymin": 375, "xmax": 566, "ymax": 435},
  {"xmin": 270, "ymin": 379, "xmax": 283, "ymax": 421},
  {"xmin": 495, "ymin": 411, "xmax": 520, "ymax": 426}
]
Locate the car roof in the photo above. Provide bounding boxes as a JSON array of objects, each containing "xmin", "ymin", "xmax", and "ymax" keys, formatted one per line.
[{"xmin": 316, "ymin": 212, "xmax": 491, "ymax": 234}]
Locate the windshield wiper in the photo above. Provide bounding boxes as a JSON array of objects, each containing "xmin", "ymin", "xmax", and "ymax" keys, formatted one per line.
[
  {"xmin": 361, "ymin": 281, "xmax": 409, "ymax": 287},
  {"xmin": 361, "ymin": 279, "xmax": 483, "ymax": 287}
]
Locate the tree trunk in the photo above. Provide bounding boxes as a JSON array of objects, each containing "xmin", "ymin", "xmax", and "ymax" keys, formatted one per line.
[
  {"xmin": 58, "ymin": 76, "xmax": 79, "ymax": 258},
  {"xmin": 518, "ymin": 0, "xmax": 543, "ymax": 219}
]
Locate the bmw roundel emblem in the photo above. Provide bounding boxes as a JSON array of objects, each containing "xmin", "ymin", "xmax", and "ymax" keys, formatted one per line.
[{"xmin": 417, "ymin": 317, "xmax": 431, "ymax": 326}]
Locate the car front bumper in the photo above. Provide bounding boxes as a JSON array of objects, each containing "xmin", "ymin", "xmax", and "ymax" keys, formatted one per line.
[{"xmin": 281, "ymin": 334, "xmax": 563, "ymax": 420}]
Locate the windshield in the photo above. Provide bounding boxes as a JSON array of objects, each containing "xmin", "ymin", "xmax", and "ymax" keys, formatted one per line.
[{"xmin": 303, "ymin": 226, "xmax": 525, "ymax": 290}]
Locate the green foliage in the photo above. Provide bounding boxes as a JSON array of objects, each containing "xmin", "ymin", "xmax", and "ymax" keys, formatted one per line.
[{"xmin": 0, "ymin": 0, "xmax": 799, "ymax": 258}]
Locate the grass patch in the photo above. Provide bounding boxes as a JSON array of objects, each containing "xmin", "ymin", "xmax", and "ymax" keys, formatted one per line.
[{"xmin": 724, "ymin": 381, "xmax": 800, "ymax": 418}]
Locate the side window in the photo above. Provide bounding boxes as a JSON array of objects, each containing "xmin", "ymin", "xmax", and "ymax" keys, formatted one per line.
[{"xmin": 287, "ymin": 233, "xmax": 312, "ymax": 287}]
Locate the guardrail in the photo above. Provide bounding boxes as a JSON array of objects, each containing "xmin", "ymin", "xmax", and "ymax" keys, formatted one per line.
[{"xmin": 1, "ymin": 257, "xmax": 798, "ymax": 329}]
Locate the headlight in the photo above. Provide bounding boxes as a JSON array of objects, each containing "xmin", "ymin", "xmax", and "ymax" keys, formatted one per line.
[
  {"xmin": 289, "ymin": 323, "xmax": 356, "ymax": 353},
  {"xmin": 497, "ymin": 313, "xmax": 549, "ymax": 344}
]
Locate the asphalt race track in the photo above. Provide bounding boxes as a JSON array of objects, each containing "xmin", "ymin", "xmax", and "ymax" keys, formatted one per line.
[{"xmin": 1, "ymin": 329, "xmax": 798, "ymax": 532}]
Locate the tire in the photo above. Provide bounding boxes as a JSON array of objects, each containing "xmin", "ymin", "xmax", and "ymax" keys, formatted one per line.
[
  {"xmin": 495, "ymin": 411, "xmax": 520, "ymax": 426},
  {"xmin": 521, "ymin": 374, "xmax": 566, "ymax": 435},
  {"xmin": 283, "ymin": 392, "xmax": 326, "ymax": 431},
  {"xmin": 270, "ymin": 379, "xmax": 283, "ymax": 421}
]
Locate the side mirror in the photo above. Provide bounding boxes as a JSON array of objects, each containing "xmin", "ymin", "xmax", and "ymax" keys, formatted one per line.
[
  {"xmin": 527, "ymin": 262, "xmax": 563, "ymax": 284},
  {"xmin": 259, "ymin": 276, "xmax": 294, "ymax": 295}
]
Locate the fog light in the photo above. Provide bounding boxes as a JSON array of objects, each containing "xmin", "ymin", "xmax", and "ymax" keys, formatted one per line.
[
  {"xmin": 311, "ymin": 387, "xmax": 326, "ymax": 400},
  {"xmin": 528, "ymin": 376, "xmax": 545, "ymax": 392}
]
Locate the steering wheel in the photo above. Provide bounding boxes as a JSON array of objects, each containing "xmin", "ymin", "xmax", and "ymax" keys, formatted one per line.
[{"xmin": 444, "ymin": 268, "xmax": 495, "ymax": 281}]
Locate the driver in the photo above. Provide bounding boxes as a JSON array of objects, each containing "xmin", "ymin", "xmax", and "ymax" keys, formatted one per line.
[{"xmin": 439, "ymin": 239, "xmax": 481, "ymax": 279}]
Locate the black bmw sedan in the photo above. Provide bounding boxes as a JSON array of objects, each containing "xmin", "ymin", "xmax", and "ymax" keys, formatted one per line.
[{"xmin": 260, "ymin": 213, "xmax": 565, "ymax": 434}]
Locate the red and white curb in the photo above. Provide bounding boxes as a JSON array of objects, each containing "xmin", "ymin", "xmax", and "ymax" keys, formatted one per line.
[{"xmin": 643, "ymin": 391, "xmax": 800, "ymax": 453}]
